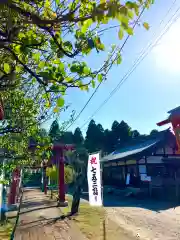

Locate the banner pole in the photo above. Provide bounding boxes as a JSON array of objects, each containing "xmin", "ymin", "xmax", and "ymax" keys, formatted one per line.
[
  {"xmin": 100, "ymin": 151, "xmax": 106, "ymax": 240},
  {"xmin": 87, "ymin": 151, "xmax": 102, "ymax": 206},
  {"xmin": 100, "ymin": 150, "xmax": 103, "ymax": 206}
]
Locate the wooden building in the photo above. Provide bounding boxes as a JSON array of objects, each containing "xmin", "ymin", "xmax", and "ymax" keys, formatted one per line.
[{"xmin": 102, "ymin": 128, "xmax": 180, "ymax": 200}]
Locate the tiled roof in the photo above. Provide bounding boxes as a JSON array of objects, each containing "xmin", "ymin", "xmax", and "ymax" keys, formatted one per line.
[
  {"xmin": 102, "ymin": 139, "xmax": 158, "ymax": 162},
  {"xmin": 102, "ymin": 129, "xmax": 174, "ymax": 162}
]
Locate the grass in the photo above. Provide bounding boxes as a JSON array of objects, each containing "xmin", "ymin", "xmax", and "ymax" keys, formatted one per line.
[
  {"xmin": 50, "ymin": 192, "xmax": 133, "ymax": 239},
  {"xmin": 62, "ymin": 195, "xmax": 133, "ymax": 240},
  {"xmin": 0, "ymin": 222, "xmax": 13, "ymax": 240}
]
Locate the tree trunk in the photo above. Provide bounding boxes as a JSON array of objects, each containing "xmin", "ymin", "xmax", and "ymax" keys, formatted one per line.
[{"xmin": 70, "ymin": 173, "xmax": 83, "ymax": 215}]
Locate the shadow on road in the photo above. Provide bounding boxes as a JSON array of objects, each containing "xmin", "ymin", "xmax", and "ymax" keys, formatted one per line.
[{"xmin": 77, "ymin": 189, "xmax": 179, "ymax": 212}]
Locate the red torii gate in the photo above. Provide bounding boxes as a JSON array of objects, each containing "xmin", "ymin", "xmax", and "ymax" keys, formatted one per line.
[
  {"xmin": 157, "ymin": 106, "xmax": 180, "ymax": 153},
  {"xmin": 8, "ymin": 143, "xmax": 75, "ymax": 206},
  {"xmin": 0, "ymin": 98, "xmax": 4, "ymax": 120},
  {"xmin": 51, "ymin": 144, "xmax": 74, "ymax": 205}
]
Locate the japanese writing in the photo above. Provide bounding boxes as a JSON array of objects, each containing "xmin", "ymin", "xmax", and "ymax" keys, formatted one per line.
[
  {"xmin": 90, "ymin": 157, "xmax": 97, "ymax": 164},
  {"xmin": 91, "ymin": 166, "xmax": 98, "ymax": 200},
  {"xmin": 88, "ymin": 153, "xmax": 102, "ymax": 206}
]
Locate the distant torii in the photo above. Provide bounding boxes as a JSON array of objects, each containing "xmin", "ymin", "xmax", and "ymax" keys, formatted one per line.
[{"xmin": 157, "ymin": 106, "xmax": 180, "ymax": 153}]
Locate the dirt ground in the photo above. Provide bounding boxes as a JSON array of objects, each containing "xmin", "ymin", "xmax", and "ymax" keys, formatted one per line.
[{"xmin": 105, "ymin": 197, "xmax": 180, "ymax": 240}]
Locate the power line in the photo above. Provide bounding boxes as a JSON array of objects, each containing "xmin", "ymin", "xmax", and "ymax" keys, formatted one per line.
[
  {"xmin": 100, "ymin": 0, "xmax": 178, "ymax": 76},
  {"xmin": 80, "ymin": 4, "xmax": 180, "ymax": 130},
  {"xmin": 65, "ymin": 5, "xmax": 147, "ymax": 131}
]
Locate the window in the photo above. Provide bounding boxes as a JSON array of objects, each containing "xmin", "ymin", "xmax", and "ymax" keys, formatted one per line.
[{"xmin": 147, "ymin": 165, "xmax": 165, "ymax": 176}]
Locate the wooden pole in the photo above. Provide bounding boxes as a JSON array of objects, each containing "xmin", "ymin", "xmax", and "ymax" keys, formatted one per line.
[
  {"xmin": 41, "ymin": 166, "xmax": 44, "ymax": 192},
  {"xmin": 100, "ymin": 151, "xmax": 106, "ymax": 240},
  {"xmin": 0, "ymin": 158, "xmax": 4, "ymax": 220},
  {"xmin": 8, "ymin": 168, "xmax": 20, "ymax": 205},
  {"xmin": 58, "ymin": 147, "xmax": 65, "ymax": 203},
  {"xmin": 44, "ymin": 165, "xmax": 47, "ymax": 195}
]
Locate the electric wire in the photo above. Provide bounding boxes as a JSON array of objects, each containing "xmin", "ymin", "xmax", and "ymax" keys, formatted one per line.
[
  {"xmin": 64, "ymin": 4, "xmax": 147, "ymax": 131},
  {"xmin": 80, "ymin": 4, "xmax": 180, "ymax": 130}
]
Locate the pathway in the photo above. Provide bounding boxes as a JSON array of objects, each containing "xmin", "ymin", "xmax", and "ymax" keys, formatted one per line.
[{"xmin": 13, "ymin": 188, "xmax": 87, "ymax": 240}]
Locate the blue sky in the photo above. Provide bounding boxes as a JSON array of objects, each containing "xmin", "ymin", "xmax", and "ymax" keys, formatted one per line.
[{"xmin": 43, "ymin": 0, "xmax": 180, "ymax": 135}]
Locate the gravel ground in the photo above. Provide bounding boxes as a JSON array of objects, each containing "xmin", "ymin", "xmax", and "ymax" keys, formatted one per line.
[{"xmin": 105, "ymin": 198, "xmax": 180, "ymax": 240}]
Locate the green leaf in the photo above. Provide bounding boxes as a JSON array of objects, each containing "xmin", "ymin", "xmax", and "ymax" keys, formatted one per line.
[
  {"xmin": 14, "ymin": 45, "xmax": 21, "ymax": 54},
  {"xmin": 58, "ymin": 62, "xmax": 65, "ymax": 72},
  {"xmin": 116, "ymin": 53, "xmax": 122, "ymax": 65},
  {"xmin": 39, "ymin": 71, "xmax": 51, "ymax": 79},
  {"xmin": 126, "ymin": 27, "xmax": 133, "ymax": 35},
  {"xmin": 97, "ymin": 74, "xmax": 103, "ymax": 82},
  {"xmin": 83, "ymin": 66, "xmax": 90, "ymax": 75},
  {"xmin": 56, "ymin": 97, "xmax": 64, "ymax": 107},
  {"xmin": 33, "ymin": 53, "xmax": 41, "ymax": 62},
  {"xmin": 118, "ymin": 15, "xmax": 129, "ymax": 28},
  {"xmin": 126, "ymin": 2, "xmax": 136, "ymax": 9},
  {"xmin": 39, "ymin": 61, "xmax": 45, "ymax": 68},
  {"xmin": 65, "ymin": 77, "xmax": 73, "ymax": 82},
  {"xmin": 15, "ymin": 65, "xmax": 22, "ymax": 73},
  {"xmin": 118, "ymin": 28, "xmax": 124, "ymax": 40},
  {"xmin": 70, "ymin": 64, "xmax": 78, "ymax": 73},
  {"xmin": 4, "ymin": 63, "xmax": 10, "ymax": 74},
  {"xmin": 63, "ymin": 41, "xmax": 73, "ymax": 51},
  {"xmin": 81, "ymin": 19, "xmax": 93, "ymax": 33},
  {"xmin": 143, "ymin": 22, "xmax": 150, "ymax": 30},
  {"xmin": 111, "ymin": 44, "xmax": 116, "ymax": 51},
  {"xmin": 97, "ymin": 43, "xmax": 105, "ymax": 51},
  {"xmin": 53, "ymin": 107, "xmax": 59, "ymax": 113},
  {"xmin": 91, "ymin": 80, "xmax": 95, "ymax": 88},
  {"xmin": 18, "ymin": 32, "xmax": 25, "ymax": 39},
  {"xmin": 45, "ymin": 101, "xmax": 51, "ymax": 108},
  {"xmin": 134, "ymin": 5, "xmax": 139, "ymax": 16},
  {"xmin": 128, "ymin": 10, "xmax": 134, "ymax": 19},
  {"xmin": 32, "ymin": 77, "xmax": 36, "ymax": 84},
  {"xmin": 42, "ymin": 93, "xmax": 47, "ymax": 99},
  {"xmin": 80, "ymin": 85, "xmax": 89, "ymax": 91}
]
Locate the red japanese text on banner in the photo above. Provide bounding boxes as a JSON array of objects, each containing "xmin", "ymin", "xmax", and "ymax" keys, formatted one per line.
[{"xmin": 87, "ymin": 153, "xmax": 102, "ymax": 206}]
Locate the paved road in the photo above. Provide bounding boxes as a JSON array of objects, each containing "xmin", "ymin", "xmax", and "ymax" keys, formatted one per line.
[
  {"xmin": 14, "ymin": 188, "xmax": 87, "ymax": 240},
  {"xmin": 82, "ymin": 192, "xmax": 180, "ymax": 240}
]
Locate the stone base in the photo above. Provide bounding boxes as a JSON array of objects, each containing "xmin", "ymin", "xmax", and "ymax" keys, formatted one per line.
[
  {"xmin": 7, "ymin": 204, "xmax": 18, "ymax": 211},
  {"xmin": 57, "ymin": 200, "xmax": 68, "ymax": 207}
]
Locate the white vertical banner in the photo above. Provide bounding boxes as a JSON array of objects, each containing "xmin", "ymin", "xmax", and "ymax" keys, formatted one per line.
[
  {"xmin": 87, "ymin": 152, "xmax": 102, "ymax": 206},
  {"xmin": 0, "ymin": 159, "xmax": 5, "ymax": 219}
]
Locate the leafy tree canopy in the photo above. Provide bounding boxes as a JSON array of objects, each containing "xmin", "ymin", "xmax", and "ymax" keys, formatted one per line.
[
  {"xmin": 73, "ymin": 127, "xmax": 84, "ymax": 146},
  {"xmin": 0, "ymin": 0, "xmax": 154, "ymax": 176},
  {"xmin": 0, "ymin": 0, "xmax": 152, "ymax": 113},
  {"xmin": 46, "ymin": 165, "xmax": 74, "ymax": 184}
]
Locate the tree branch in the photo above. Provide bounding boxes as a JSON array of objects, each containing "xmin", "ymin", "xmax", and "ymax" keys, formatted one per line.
[
  {"xmin": 0, "ymin": 126, "xmax": 22, "ymax": 134},
  {"xmin": 6, "ymin": 2, "xmax": 92, "ymax": 25},
  {"xmin": 48, "ymin": 30, "xmax": 79, "ymax": 58},
  {"xmin": 3, "ymin": 46, "xmax": 47, "ymax": 86}
]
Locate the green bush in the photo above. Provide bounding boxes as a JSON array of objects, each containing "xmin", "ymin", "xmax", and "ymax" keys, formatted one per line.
[{"xmin": 46, "ymin": 165, "xmax": 74, "ymax": 184}]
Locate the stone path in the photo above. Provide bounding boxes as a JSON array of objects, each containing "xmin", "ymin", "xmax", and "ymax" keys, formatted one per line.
[{"xmin": 14, "ymin": 188, "xmax": 87, "ymax": 240}]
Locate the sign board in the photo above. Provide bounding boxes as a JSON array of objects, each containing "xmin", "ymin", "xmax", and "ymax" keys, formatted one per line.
[
  {"xmin": 140, "ymin": 174, "xmax": 151, "ymax": 182},
  {"xmin": 126, "ymin": 173, "xmax": 130, "ymax": 185},
  {"xmin": 87, "ymin": 153, "xmax": 102, "ymax": 206},
  {"xmin": 139, "ymin": 165, "xmax": 147, "ymax": 174}
]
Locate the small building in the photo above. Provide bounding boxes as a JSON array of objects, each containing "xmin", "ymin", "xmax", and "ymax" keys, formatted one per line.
[{"xmin": 102, "ymin": 128, "xmax": 180, "ymax": 200}]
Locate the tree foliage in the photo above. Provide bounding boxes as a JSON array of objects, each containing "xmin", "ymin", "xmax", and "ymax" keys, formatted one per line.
[
  {"xmin": 46, "ymin": 165, "xmax": 74, "ymax": 184},
  {"xmin": 150, "ymin": 129, "xmax": 159, "ymax": 135},
  {"xmin": 85, "ymin": 119, "xmax": 133, "ymax": 153},
  {"xmin": 0, "ymin": 0, "xmax": 152, "ymax": 110},
  {"xmin": 73, "ymin": 127, "xmax": 84, "ymax": 146},
  {"xmin": 49, "ymin": 119, "xmax": 61, "ymax": 142},
  {"xmin": 0, "ymin": 0, "xmax": 154, "ymax": 178}
]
